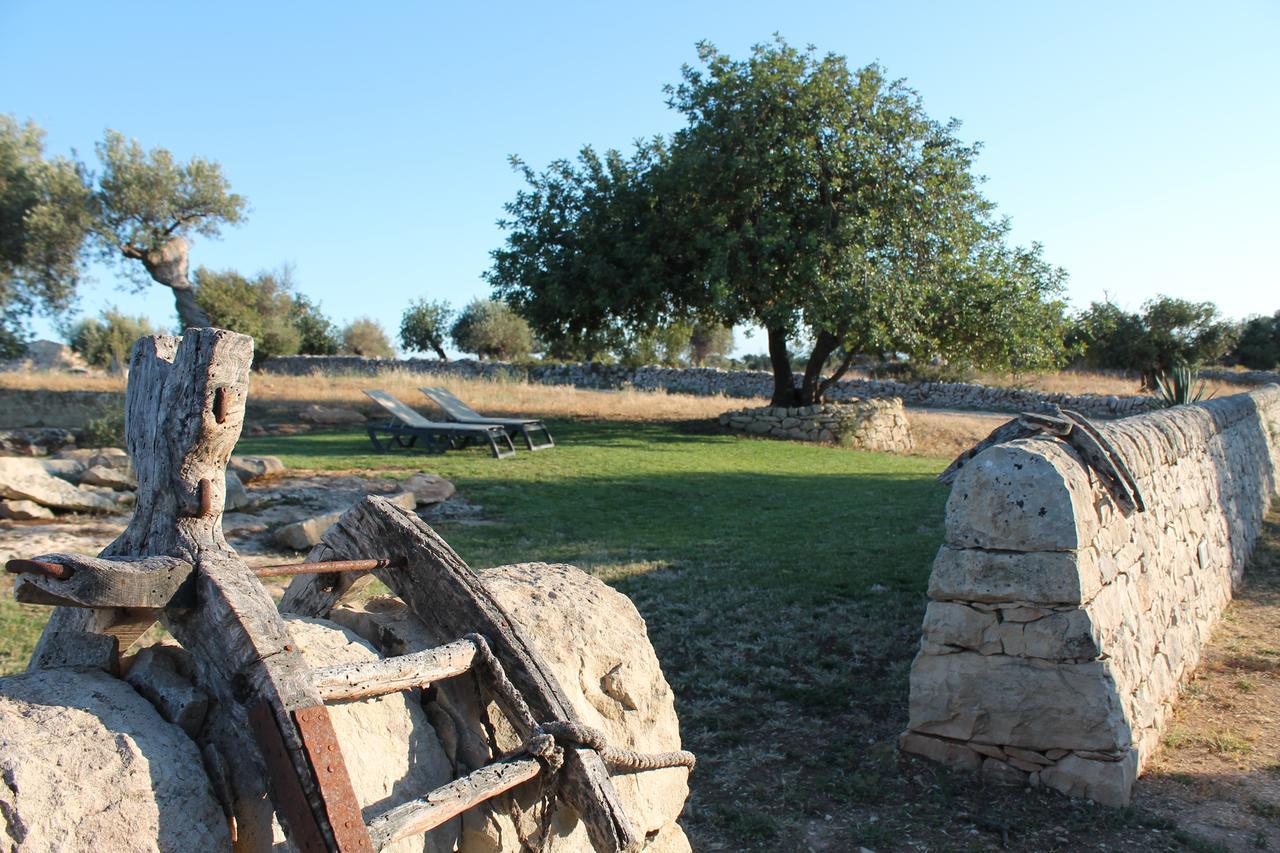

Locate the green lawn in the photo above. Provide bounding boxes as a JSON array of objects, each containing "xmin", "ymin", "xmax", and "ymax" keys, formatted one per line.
[
  {"xmin": 2, "ymin": 420, "xmax": 1214, "ymax": 849},
  {"xmin": 236, "ymin": 421, "xmax": 1199, "ymax": 851}
]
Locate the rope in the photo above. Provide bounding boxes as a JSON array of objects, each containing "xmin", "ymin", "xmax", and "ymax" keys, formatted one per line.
[
  {"xmin": 465, "ymin": 633, "xmax": 696, "ymax": 773},
  {"xmin": 536, "ymin": 720, "xmax": 697, "ymax": 772}
]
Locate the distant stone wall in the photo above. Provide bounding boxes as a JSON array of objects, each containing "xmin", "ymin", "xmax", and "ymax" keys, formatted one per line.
[
  {"xmin": 0, "ymin": 390, "xmax": 123, "ymax": 430},
  {"xmin": 718, "ymin": 399, "xmax": 913, "ymax": 453},
  {"xmin": 901, "ymin": 386, "xmax": 1280, "ymax": 805},
  {"xmin": 261, "ymin": 356, "xmax": 1174, "ymax": 418}
]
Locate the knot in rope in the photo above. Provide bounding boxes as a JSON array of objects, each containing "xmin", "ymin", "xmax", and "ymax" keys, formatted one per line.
[{"xmin": 534, "ymin": 720, "xmax": 696, "ymax": 772}]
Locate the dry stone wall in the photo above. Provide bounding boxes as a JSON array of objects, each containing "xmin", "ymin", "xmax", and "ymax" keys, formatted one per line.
[
  {"xmin": 718, "ymin": 399, "xmax": 913, "ymax": 453},
  {"xmin": 260, "ymin": 356, "xmax": 1167, "ymax": 418},
  {"xmin": 901, "ymin": 386, "xmax": 1280, "ymax": 805}
]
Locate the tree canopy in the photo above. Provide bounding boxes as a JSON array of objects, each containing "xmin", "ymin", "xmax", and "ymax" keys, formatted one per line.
[
  {"xmin": 399, "ymin": 298, "xmax": 453, "ymax": 360},
  {"xmin": 341, "ymin": 317, "xmax": 395, "ymax": 359},
  {"xmin": 450, "ymin": 298, "xmax": 537, "ymax": 361},
  {"xmin": 487, "ymin": 39, "xmax": 1071, "ymax": 405},
  {"xmin": 68, "ymin": 308, "xmax": 158, "ymax": 372},
  {"xmin": 194, "ymin": 266, "xmax": 303, "ymax": 364},
  {"xmin": 0, "ymin": 115, "xmax": 245, "ymax": 341},
  {"xmin": 1069, "ymin": 296, "xmax": 1238, "ymax": 384}
]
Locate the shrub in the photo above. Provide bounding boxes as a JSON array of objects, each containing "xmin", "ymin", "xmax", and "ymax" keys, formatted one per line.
[
  {"xmin": 450, "ymin": 299, "xmax": 536, "ymax": 360},
  {"xmin": 68, "ymin": 308, "xmax": 158, "ymax": 372},
  {"xmin": 399, "ymin": 299, "xmax": 452, "ymax": 360},
  {"xmin": 341, "ymin": 317, "xmax": 395, "ymax": 358}
]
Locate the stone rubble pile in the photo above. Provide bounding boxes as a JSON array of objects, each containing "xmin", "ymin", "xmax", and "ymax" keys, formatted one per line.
[
  {"xmin": 718, "ymin": 398, "xmax": 914, "ymax": 453},
  {"xmin": 902, "ymin": 385, "xmax": 1280, "ymax": 805},
  {"xmin": 262, "ymin": 355, "xmax": 1178, "ymax": 418}
]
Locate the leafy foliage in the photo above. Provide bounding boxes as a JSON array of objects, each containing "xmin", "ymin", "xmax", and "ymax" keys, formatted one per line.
[
  {"xmin": 341, "ymin": 317, "xmax": 395, "ymax": 358},
  {"xmin": 450, "ymin": 299, "xmax": 537, "ymax": 360},
  {"xmin": 0, "ymin": 115, "xmax": 246, "ymax": 332},
  {"xmin": 290, "ymin": 293, "xmax": 341, "ymax": 355},
  {"xmin": 399, "ymin": 299, "xmax": 453, "ymax": 360},
  {"xmin": 0, "ymin": 115, "xmax": 93, "ymax": 352},
  {"xmin": 68, "ymin": 307, "xmax": 158, "ymax": 372},
  {"xmin": 1069, "ymin": 297, "xmax": 1238, "ymax": 384},
  {"xmin": 1232, "ymin": 312, "xmax": 1280, "ymax": 370},
  {"xmin": 488, "ymin": 39, "xmax": 1071, "ymax": 405},
  {"xmin": 193, "ymin": 266, "xmax": 302, "ymax": 363}
]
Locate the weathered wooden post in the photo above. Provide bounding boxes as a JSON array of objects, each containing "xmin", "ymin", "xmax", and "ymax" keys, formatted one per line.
[{"xmin": 19, "ymin": 330, "xmax": 370, "ymax": 851}]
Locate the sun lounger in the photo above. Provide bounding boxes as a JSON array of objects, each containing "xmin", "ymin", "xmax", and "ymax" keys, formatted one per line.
[
  {"xmin": 418, "ymin": 387, "xmax": 555, "ymax": 451},
  {"xmin": 363, "ymin": 390, "xmax": 516, "ymax": 459}
]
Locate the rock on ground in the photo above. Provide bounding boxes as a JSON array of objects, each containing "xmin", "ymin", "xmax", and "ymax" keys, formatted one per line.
[
  {"xmin": 272, "ymin": 491, "xmax": 417, "ymax": 550},
  {"xmin": 224, "ymin": 471, "xmax": 251, "ymax": 512},
  {"xmin": 480, "ymin": 563, "xmax": 691, "ymax": 852},
  {"xmin": 227, "ymin": 455, "xmax": 285, "ymax": 483},
  {"xmin": 404, "ymin": 473, "xmax": 456, "ymax": 506},
  {"xmin": 0, "ymin": 499, "xmax": 54, "ymax": 520},
  {"xmin": 80, "ymin": 463, "xmax": 138, "ymax": 490},
  {"xmin": 0, "ymin": 667, "xmax": 231, "ymax": 852},
  {"xmin": 0, "ymin": 456, "xmax": 119, "ymax": 513},
  {"xmin": 334, "ymin": 563, "xmax": 692, "ymax": 852},
  {"xmin": 0, "ymin": 428, "xmax": 76, "ymax": 456}
]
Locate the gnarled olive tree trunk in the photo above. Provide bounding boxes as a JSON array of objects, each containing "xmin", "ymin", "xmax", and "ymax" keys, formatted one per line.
[{"xmin": 123, "ymin": 236, "xmax": 211, "ymax": 330}]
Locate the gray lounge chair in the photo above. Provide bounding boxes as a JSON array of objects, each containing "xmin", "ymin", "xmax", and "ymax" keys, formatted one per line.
[
  {"xmin": 418, "ymin": 387, "xmax": 555, "ymax": 451},
  {"xmin": 363, "ymin": 390, "xmax": 516, "ymax": 459}
]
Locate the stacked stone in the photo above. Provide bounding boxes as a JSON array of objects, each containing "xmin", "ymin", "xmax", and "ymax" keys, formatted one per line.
[
  {"xmin": 717, "ymin": 399, "xmax": 914, "ymax": 453},
  {"xmin": 258, "ymin": 355, "xmax": 1176, "ymax": 419},
  {"xmin": 902, "ymin": 385, "xmax": 1280, "ymax": 805}
]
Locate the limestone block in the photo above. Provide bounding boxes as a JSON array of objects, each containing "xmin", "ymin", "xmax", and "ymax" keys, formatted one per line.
[
  {"xmin": 0, "ymin": 499, "xmax": 54, "ymax": 520},
  {"xmin": 907, "ymin": 652, "xmax": 1129, "ymax": 751},
  {"xmin": 0, "ymin": 457, "xmax": 118, "ymax": 513},
  {"xmin": 928, "ymin": 545, "xmax": 1094, "ymax": 605},
  {"xmin": 921, "ymin": 601, "xmax": 997, "ymax": 650},
  {"xmin": 0, "ymin": 667, "xmax": 231, "ymax": 851},
  {"xmin": 404, "ymin": 473, "xmax": 456, "ymax": 506},
  {"xmin": 227, "ymin": 454, "xmax": 285, "ymax": 482},
  {"xmin": 898, "ymin": 732, "xmax": 981, "ymax": 772},
  {"xmin": 944, "ymin": 440, "xmax": 1097, "ymax": 552},
  {"xmin": 1038, "ymin": 751, "xmax": 1138, "ymax": 806},
  {"xmin": 273, "ymin": 491, "xmax": 417, "ymax": 549}
]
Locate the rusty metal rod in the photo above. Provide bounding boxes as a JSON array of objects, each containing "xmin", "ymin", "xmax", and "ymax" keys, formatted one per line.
[
  {"xmin": 5, "ymin": 559, "xmax": 75, "ymax": 580},
  {"xmin": 252, "ymin": 558, "xmax": 401, "ymax": 578}
]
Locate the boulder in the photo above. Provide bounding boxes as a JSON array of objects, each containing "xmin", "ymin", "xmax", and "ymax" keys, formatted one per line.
[
  {"xmin": 329, "ymin": 563, "xmax": 693, "ymax": 852},
  {"xmin": 228, "ymin": 455, "xmax": 285, "ymax": 483},
  {"xmin": 404, "ymin": 473, "xmax": 456, "ymax": 506},
  {"xmin": 280, "ymin": 617, "xmax": 458, "ymax": 853},
  {"xmin": 299, "ymin": 404, "xmax": 367, "ymax": 426},
  {"xmin": 0, "ymin": 428, "xmax": 77, "ymax": 456},
  {"xmin": 39, "ymin": 458, "xmax": 87, "ymax": 480},
  {"xmin": 224, "ymin": 471, "xmax": 251, "ymax": 512},
  {"xmin": 80, "ymin": 464, "xmax": 138, "ymax": 490},
  {"xmin": 0, "ymin": 499, "xmax": 54, "ymax": 520},
  {"xmin": 0, "ymin": 457, "xmax": 118, "ymax": 513},
  {"xmin": 0, "ymin": 667, "xmax": 231, "ymax": 851},
  {"xmin": 273, "ymin": 492, "xmax": 417, "ymax": 550}
]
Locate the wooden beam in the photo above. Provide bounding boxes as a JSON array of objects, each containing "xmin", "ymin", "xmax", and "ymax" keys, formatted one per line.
[
  {"xmin": 365, "ymin": 756, "xmax": 542, "ymax": 851},
  {"xmin": 312, "ymin": 639, "xmax": 477, "ymax": 703},
  {"xmin": 11, "ymin": 554, "xmax": 195, "ymax": 609}
]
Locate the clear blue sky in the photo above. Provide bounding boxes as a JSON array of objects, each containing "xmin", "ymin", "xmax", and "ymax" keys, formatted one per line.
[{"xmin": 4, "ymin": 1, "xmax": 1277, "ymax": 354}]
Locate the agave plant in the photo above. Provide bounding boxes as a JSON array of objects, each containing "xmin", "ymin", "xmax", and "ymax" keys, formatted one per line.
[{"xmin": 1154, "ymin": 363, "xmax": 1213, "ymax": 407}]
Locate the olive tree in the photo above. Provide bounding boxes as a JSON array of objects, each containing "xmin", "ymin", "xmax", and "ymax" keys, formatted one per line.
[
  {"xmin": 399, "ymin": 298, "xmax": 453, "ymax": 360},
  {"xmin": 0, "ymin": 116, "xmax": 246, "ymax": 336}
]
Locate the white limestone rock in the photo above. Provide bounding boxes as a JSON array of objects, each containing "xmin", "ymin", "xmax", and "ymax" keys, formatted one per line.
[{"xmin": 0, "ymin": 667, "xmax": 231, "ymax": 851}]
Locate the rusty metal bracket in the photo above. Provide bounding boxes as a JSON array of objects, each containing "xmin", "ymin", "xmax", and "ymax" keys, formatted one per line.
[{"xmin": 294, "ymin": 704, "xmax": 374, "ymax": 853}]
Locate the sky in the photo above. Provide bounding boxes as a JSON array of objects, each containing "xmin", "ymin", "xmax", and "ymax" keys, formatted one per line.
[{"xmin": 3, "ymin": 1, "xmax": 1278, "ymax": 355}]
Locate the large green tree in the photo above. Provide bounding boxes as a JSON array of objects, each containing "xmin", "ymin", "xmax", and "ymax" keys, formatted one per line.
[
  {"xmin": 1070, "ymin": 296, "xmax": 1238, "ymax": 386},
  {"xmin": 488, "ymin": 39, "xmax": 1070, "ymax": 405},
  {"xmin": 0, "ymin": 116, "xmax": 245, "ymax": 336},
  {"xmin": 0, "ymin": 116, "xmax": 92, "ymax": 356},
  {"xmin": 450, "ymin": 298, "xmax": 537, "ymax": 360},
  {"xmin": 399, "ymin": 298, "xmax": 453, "ymax": 360}
]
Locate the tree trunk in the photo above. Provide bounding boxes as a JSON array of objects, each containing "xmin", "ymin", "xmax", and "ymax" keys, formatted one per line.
[
  {"xmin": 433, "ymin": 343, "xmax": 449, "ymax": 362},
  {"xmin": 767, "ymin": 327, "xmax": 800, "ymax": 407},
  {"xmin": 799, "ymin": 331, "xmax": 841, "ymax": 405},
  {"xmin": 137, "ymin": 236, "xmax": 211, "ymax": 329}
]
